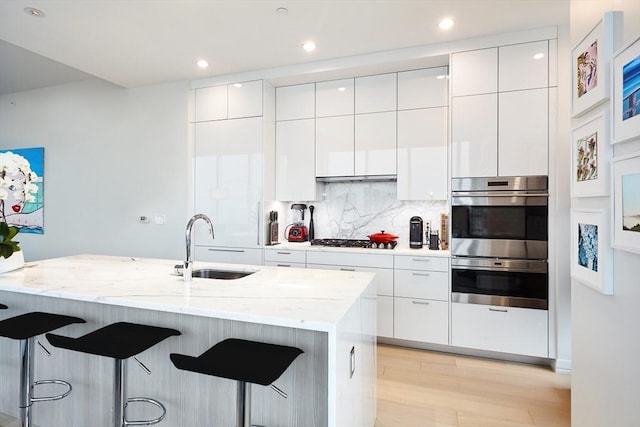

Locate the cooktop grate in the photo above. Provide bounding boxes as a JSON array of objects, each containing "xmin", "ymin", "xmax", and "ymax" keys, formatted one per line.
[{"xmin": 310, "ymin": 239, "xmax": 397, "ymax": 249}]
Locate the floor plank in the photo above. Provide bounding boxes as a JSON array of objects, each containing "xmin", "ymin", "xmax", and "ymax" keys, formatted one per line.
[{"xmin": 376, "ymin": 344, "xmax": 570, "ymax": 427}]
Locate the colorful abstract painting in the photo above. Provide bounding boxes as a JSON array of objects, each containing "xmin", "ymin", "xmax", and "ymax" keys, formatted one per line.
[
  {"xmin": 577, "ymin": 41, "xmax": 598, "ymax": 98},
  {"xmin": 0, "ymin": 147, "xmax": 44, "ymax": 234},
  {"xmin": 622, "ymin": 54, "xmax": 640, "ymax": 121},
  {"xmin": 622, "ymin": 173, "xmax": 640, "ymax": 233},
  {"xmin": 576, "ymin": 130, "xmax": 598, "ymax": 182}
]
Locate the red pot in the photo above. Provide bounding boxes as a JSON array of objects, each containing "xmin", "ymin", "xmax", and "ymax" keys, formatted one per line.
[{"xmin": 367, "ymin": 231, "xmax": 398, "ymax": 244}]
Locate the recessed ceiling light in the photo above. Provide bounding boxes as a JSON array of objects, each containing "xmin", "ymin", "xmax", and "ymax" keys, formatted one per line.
[
  {"xmin": 276, "ymin": 7, "xmax": 288, "ymax": 16},
  {"xmin": 533, "ymin": 53, "xmax": 545, "ymax": 60},
  {"xmin": 196, "ymin": 60, "xmax": 209, "ymax": 69},
  {"xmin": 232, "ymin": 83, "xmax": 242, "ymax": 88},
  {"xmin": 439, "ymin": 18, "xmax": 454, "ymax": 30},
  {"xmin": 337, "ymin": 87, "xmax": 346, "ymax": 92},
  {"xmin": 436, "ymin": 75, "xmax": 448, "ymax": 80},
  {"xmin": 302, "ymin": 41, "xmax": 317, "ymax": 52},
  {"xmin": 24, "ymin": 7, "xmax": 45, "ymax": 17}
]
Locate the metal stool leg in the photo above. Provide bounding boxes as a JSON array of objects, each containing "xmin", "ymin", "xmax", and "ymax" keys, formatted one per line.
[
  {"xmin": 236, "ymin": 381, "xmax": 251, "ymax": 427},
  {"xmin": 114, "ymin": 358, "xmax": 127, "ymax": 427},
  {"xmin": 18, "ymin": 337, "xmax": 34, "ymax": 427}
]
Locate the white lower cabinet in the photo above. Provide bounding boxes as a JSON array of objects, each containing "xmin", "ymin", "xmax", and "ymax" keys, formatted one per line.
[
  {"xmin": 451, "ymin": 302, "xmax": 548, "ymax": 358},
  {"xmin": 195, "ymin": 246, "xmax": 263, "ymax": 266},
  {"xmin": 377, "ymin": 295, "xmax": 394, "ymax": 338},
  {"xmin": 264, "ymin": 248, "xmax": 306, "ymax": 268},
  {"xmin": 394, "ymin": 298, "xmax": 448, "ymax": 344}
]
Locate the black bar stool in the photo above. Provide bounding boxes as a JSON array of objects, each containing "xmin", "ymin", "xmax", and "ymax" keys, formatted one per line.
[
  {"xmin": 46, "ymin": 321, "xmax": 181, "ymax": 427},
  {"xmin": 0, "ymin": 311, "xmax": 86, "ymax": 427},
  {"xmin": 0, "ymin": 303, "xmax": 7, "ymax": 309},
  {"xmin": 170, "ymin": 338, "xmax": 303, "ymax": 427}
]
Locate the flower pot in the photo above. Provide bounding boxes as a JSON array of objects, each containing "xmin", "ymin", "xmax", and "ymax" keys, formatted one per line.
[{"xmin": 0, "ymin": 250, "xmax": 25, "ymax": 274}]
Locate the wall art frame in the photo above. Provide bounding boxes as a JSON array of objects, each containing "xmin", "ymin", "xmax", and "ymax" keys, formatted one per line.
[
  {"xmin": 612, "ymin": 151, "xmax": 640, "ymax": 254},
  {"xmin": 570, "ymin": 112, "xmax": 610, "ymax": 197},
  {"xmin": 571, "ymin": 209, "xmax": 613, "ymax": 295},
  {"xmin": 571, "ymin": 11, "xmax": 622, "ymax": 118},
  {"xmin": 611, "ymin": 33, "xmax": 640, "ymax": 144}
]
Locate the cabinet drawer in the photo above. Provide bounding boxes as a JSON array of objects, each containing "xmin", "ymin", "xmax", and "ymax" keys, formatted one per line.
[
  {"xmin": 306, "ymin": 251, "xmax": 393, "ymax": 269},
  {"xmin": 394, "ymin": 255, "xmax": 448, "ymax": 272},
  {"xmin": 195, "ymin": 246, "xmax": 263, "ymax": 266},
  {"xmin": 264, "ymin": 249, "xmax": 306, "ymax": 264},
  {"xmin": 264, "ymin": 261, "xmax": 306, "ymax": 269},
  {"xmin": 451, "ymin": 302, "xmax": 548, "ymax": 357},
  {"xmin": 308, "ymin": 264, "xmax": 393, "ymax": 296},
  {"xmin": 394, "ymin": 298, "xmax": 448, "ymax": 345},
  {"xmin": 394, "ymin": 270, "xmax": 448, "ymax": 301},
  {"xmin": 377, "ymin": 295, "xmax": 394, "ymax": 338}
]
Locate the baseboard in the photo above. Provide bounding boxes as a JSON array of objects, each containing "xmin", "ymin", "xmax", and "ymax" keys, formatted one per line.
[{"xmin": 553, "ymin": 358, "xmax": 572, "ymax": 374}]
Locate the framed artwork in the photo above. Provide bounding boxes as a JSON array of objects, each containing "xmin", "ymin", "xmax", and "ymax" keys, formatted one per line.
[
  {"xmin": 612, "ymin": 152, "xmax": 640, "ymax": 254},
  {"xmin": 571, "ymin": 11, "xmax": 622, "ymax": 118},
  {"xmin": 611, "ymin": 34, "xmax": 640, "ymax": 144},
  {"xmin": 570, "ymin": 112, "xmax": 609, "ymax": 197},
  {"xmin": 0, "ymin": 147, "xmax": 44, "ymax": 234},
  {"xmin": 571, "ymin": 209, "xmax": 613, "ymax": 295}
]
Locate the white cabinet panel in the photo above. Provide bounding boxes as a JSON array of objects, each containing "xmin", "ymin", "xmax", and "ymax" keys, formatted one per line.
[
  {"xmin": 498, "ymin": 89, "xmax": 548, "ymax": 176},
  {"xmin": 195, "ymin": 85, "xmax": 227, "ymax": 122},
  {"xmin": 377, "ymin": 296, "xmax": 394, "ymax": 338},
  {"xmin": 264, "ymin": 261, "xmax": 306, "ymax": 268},
  {"xmin": 355, "ymin": 112, "xmax": 397, "ymax": 176},
  {"xmin": 398, "ymin": 67, "xmax": 449, "ymax": 110},
  {"xmin": 316, "ymin": 78, "xmax": 354, "ymax": 117},
  {"xmin": 394, "ymin": 270, "xmax": 448, "ymax": 301},
  {"xmin": 228, "ymin": 80, "xmax": 263, "ymax": 119},
  {"xmin": 397, "ymin": 107, "xmax": 448, "ymax": 200},
  {"xmin": 451, "ymin": 94, "xmax": 498, "ymax": 177},
  {"xmin": 276, "ymin": 83, "xmax": 315, "ymax": 120},
  {"xmin": 451, "ymin": 48, "xmax": 497, "ymax": 96},
  {"xmin": 499, "ymin": 41, "xmax": 549, "ymax": 92},
  {"xmin": 264, "ymin": 248, "xmax": 307, "ymax": 264},
  {"xmin": 276, "ymin": 119, "xmax": 318, "ymax": 201},
  {"xmin": 308, "ymin": 263, "xmax": 393, "ymax": 296},
  {"xmin": 195, "ymin": 246, "xmax": 263, "ymax": 265},
  {"xmin": 549, "ymin": 39, "xmax": 558, "ymax": 87},
  {"xmin": 394, "ymin": 298, "xmax": 448, "ymax": 344},
  {"xmin": 451, "ymin": 303, "xmax": 548, "ymax": 357},
  {"xmin": 355, "ymin": 73, "xmax": 397, "ymax": 114},
  {"xmin": 194, "ymin": 117, "xmax": 263, "ymax": 247},
  {"xmin": 316, "ymin": 116, "xmax": 355, "ymax": 177},
  {"xmin": 306, "ymin": 251, "xmax": 394, "ymax": 269},
  {"xmin": 394, "ymin": 255, "xmax": 449, "ymax": 272}
]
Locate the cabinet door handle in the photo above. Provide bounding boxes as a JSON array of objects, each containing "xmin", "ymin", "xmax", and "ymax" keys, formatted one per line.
[
  {"xmin": 412, "ymin": 272, "xmax": 430, "ymax": 277},
  {"xmin": 277, "ymin": 251, "xmax": 292, "ymax": 255},
  {"xmin": 208, "ymin": 248, "xmax": 245, "ymax": 253},
  {"xmin": 412, "ymin": 300, "xmax": 430, "ymax": 305},
  {"xmin": 340, "ymin": 268, "xmax": 356, "ymax": 272},
  {"xmin": 277, "ymin": 264, "xmax": 291, "ymax": 267},
  {"xmin": 412, "ymin": 258, "xmax": 430, "ymax": 262},
  {"xmin": 489, "ymin": 307, "xmax": 508, "ymax": 313}
]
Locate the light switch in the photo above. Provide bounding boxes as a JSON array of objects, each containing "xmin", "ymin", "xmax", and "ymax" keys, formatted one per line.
[{"xmin": 154, "ymin": 215, "xmax": 166, "ymax": 225}]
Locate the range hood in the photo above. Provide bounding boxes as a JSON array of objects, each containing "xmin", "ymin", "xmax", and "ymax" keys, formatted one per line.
[{"xmin": 316, "ymin": 174, "xmax": 397, "ymax": 183}]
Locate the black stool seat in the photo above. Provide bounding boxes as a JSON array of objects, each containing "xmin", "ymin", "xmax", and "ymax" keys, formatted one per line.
[
  {"xmin": 170, "ymin": 338, "xmax": 303, "ymax": 386},
  {"xmin": 46, "ymin": 321, "xmax": 181, "ymax": 359},
  {"xmin": 0, "ymin": 311, "xmax": 86, "ymax": 339},
  {"xmin": 0, "ymin": 303, "xmax": 7, "ymax": 309}
]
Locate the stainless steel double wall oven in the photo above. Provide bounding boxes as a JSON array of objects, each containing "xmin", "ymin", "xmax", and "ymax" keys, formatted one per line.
[{"xmin": 450, "ymin": 176, "xmax": 549, "ymax": 310}]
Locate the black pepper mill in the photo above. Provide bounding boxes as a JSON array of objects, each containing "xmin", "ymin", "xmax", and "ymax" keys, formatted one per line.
[{"xmin": 308, "ymin": 205, "xmax": 315, "ymax": 240}]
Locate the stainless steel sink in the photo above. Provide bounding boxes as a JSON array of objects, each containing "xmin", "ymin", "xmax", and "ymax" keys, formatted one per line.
[{"xmin": 191, "ymin": 269, "xmax": 255, "ymax": 280}]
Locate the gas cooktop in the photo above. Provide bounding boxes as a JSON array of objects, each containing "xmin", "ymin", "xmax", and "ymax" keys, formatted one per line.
[{"xmin": 310, "ymin": 239, "xmax": 397, "ymax": 250}]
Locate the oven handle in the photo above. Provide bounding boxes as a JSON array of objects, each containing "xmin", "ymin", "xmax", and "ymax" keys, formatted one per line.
[{"xmin": 452, "ymin": 258, "xmax": 547, "ymax": 274}]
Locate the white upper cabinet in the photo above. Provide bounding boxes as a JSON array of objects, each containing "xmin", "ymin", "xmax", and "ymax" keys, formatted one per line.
[
  {"xmin": 316, "ymin": 115, "xmax": 355, "ymax": 177},
  {"xmin": 276, "ymin": 83, "xmax": 315, "ymax": 120},
  {"xmin": 195, "ymin": 85, "xmax": 227, "ymax": 122},
  {"xmin": 316, "ymin": 78, "xmax": 354, "ymax": 117},
  {"xmin": 228, "ymin": 80, "xmax": 263, "ymax": 119},
  {"xmin": 451, "ymin": 48, "xmax": 498, "ymax": 96},
  {"xmin": 276, "ymin": 119, "xmax": 318, "ymax": 201},
  {"xmin": 498, "ymin": 89, "xmax": 549, "ymax": 176},
  {"xmin": 195, "ymin": 80, "xmax": 263, "ymax": 122},
  {"xmin": 397, "ymin": 107, "xmax": 448, "ymax": 199},
  {"xmin": 451, "ymin": 94, "xmax": 498, "ymax": 177},
  {"xmin": 355, "ymin": 112, "xmax": 397, "ymax": 176},
  {"xmin": 398, "ymin": 67, "xmax": 449, "ymax": 110},
  {"xmin": 499, "ymin": 41, "xmax": 549, "ymax": 92},
  {"xmin": 355, "ymin": 73, "xmax": 397, "ymax": 113}
]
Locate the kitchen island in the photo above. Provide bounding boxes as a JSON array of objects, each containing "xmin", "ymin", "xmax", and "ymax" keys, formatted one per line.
[{"xmin": 0, "ymin": 255, "xmax": 376, "ymax": 427}]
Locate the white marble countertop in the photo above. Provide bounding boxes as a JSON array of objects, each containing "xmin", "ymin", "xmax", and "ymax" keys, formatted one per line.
[
  {"xmin": 0, "ymin": 255, "xmax": 375, "ymax": 332},
  {"xmin": 264, "ymin": 241, "xmax": 450, "ymax": 257}
]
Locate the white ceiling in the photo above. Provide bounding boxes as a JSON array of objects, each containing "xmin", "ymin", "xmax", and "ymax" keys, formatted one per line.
[{"xmin": 0, "ymin": 0, "xmax": 569, "ymax": 95}]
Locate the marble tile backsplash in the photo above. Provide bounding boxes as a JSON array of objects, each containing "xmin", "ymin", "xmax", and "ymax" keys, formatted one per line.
[{"xmin": 272, "ymin": 181, "xmax": 448, "ymax": 244}]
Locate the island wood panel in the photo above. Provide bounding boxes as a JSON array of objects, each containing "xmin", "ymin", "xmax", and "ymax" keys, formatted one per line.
[{"xmin": 0, "ymin": 293, "xmax": 329, "ymax": 427}]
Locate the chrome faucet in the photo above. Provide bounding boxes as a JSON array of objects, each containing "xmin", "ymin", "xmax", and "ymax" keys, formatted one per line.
[{"xmin": 184, "ymin": 214, "xmax": 214, "ymax": 281}]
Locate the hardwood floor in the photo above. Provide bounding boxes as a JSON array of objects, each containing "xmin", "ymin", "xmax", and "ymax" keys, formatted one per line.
[{"xmin": 375, "ymin": 344, "xmax": 570, "ymax": 427}]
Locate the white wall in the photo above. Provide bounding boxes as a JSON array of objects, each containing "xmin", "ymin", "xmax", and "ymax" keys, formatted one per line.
[
  {"xmin": 0, "ymin": 79, "xmax": 190, "ymax": 261},
  {"xmin": 570, "ymin": 1, "xmax": 640, "ymax": 426}
]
